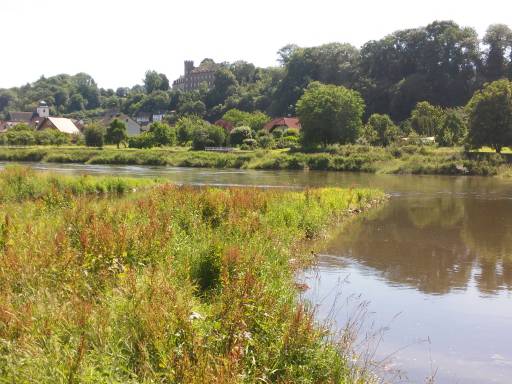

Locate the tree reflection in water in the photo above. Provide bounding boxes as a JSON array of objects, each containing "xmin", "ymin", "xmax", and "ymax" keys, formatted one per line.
[{"xmin": 323, "ymin": 195, "xmax": 512, "ymax": 295}]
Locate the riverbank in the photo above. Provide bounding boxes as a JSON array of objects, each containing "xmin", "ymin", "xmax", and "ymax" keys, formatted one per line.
[
  {"xmin": 0, "ymin": 168, "xmax": 386, "ymax": 383},
  {"xmin": 0, "ymin": 145, "xmax": 508, "ymax": 176}
]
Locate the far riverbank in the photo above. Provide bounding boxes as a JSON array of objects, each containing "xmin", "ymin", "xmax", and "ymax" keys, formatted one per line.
[{"xmin": 0, "ymin": 145, "xmax": 510, "ymax": 176}]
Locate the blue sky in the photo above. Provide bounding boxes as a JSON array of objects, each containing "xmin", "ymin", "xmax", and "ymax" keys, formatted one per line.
[{"xmin": 1, "ymin": 0, "xmax": 511, "ymax": 89}]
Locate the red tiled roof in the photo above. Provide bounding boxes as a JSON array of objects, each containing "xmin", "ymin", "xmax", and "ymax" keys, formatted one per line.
[
  {"xmin": 214, "ymin": 119, "xmax": 235, "ymax": 133},
  {"xmin": 263, "ymin": 117, "xmax": 301, "ymax": 132}
]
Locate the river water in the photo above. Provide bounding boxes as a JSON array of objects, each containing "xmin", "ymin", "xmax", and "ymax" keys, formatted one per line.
[{"xmin": 4, "ymin": 162, "xmax": 512, "ymax": 383}]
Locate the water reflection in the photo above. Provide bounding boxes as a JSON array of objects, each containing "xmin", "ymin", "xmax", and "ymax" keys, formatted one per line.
[{"xmin": 323, "ymin": 195, "xmax": 512, "ymax": 295}]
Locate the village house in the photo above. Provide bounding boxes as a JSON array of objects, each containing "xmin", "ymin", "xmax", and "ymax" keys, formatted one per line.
[
  {"xmin": 152, "ymin": 112, "xmax": 165, "ymax": 122},
  {"xmin": 173, "ymin": 60, "xmax": 218, "ymax": 92},
  {"xmin": 263, "ymin": 117, "xmax": 301, "ymax": 133},
  {"xmin": 101, "ymin": 111, "xmax": 143, "ymax": 137},
  {"xmin": 37, "ymin": 117, "xmax": 80, "ymax": 135},
  {"xmin": 4, "ymin": 100, "xmax": 50, "ymax": 129},
  {"xmin": 135, "ymin": 111, "xmax": 166, "ymax": 127},
  {"xmin": 135, "ymin": 112, "xmax": 151, "ymax": 125}
]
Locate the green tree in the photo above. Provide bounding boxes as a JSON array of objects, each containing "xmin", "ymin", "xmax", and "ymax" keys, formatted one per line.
[
  {"xmin": 83, "ymin": 123, "xmax": 105, "ymax": 147},
  {"xmin": 359, "ymin": 21, "xmax": 480, "ymax": 120},
  {"xmin": 222, "ymin": 109, "xmax": 270, "ymax": 131},
  {"xmin": 68, "ymin": 93, "xmax": 85, "ymax": 112},
  {"xmin": 144, "ymin": 70, "xmax": 170, "ymax": 93},
  {"xmin": 410, "ymin": 101, "xmax": 445, "ymax": 137},
  {"xmin": 178, "ymin": 100, "xmax": 206, "ymax": 117},
  {"xmin": 192, "ymin": 124, "xmax": 226, "ymax": 150},
  {"xmin": 206, "ymin": 68, "xmax": 238, "ymax": 107},
  {"xmin": 435, "ymin": 109, "xmax": 467, "ymax": 147},
  {"xmin": 229, "ymin": 126, "xmax": 252, "ymax": 146},
  {"xmin": 272, "ymin": 43, "xmax": 360, "ymax": 116},
  {"xmin": 296, "ymin": 82, "xmax": 365, "ymax": 146},
  {"xmin": 482, "ymin": 24, "xmax": 512, "ymax": 82},
  {"xmin": 363, "ymin": 113, "xmax": 401, "ymax": 146},
  {"xmin": 466, "ymin": 79, "xmax": 512, "ymax": 153},
  {"xmin": 175, "ymin": 115, "xmax": 208, "ymax": 145},
  {"xmin": 106, "ymin": 119, "xmax": 127, "ymax": 148},
  {"xmin": 148, "ymin": 122, "xmax": 176, "ymax": 147}
]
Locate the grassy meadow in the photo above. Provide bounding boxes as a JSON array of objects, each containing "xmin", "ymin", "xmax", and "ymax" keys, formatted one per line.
[
  {"xmin": 0, "ymin": 167, "xmax": 385, "ymax": 383},
  {"xmin": 0, "ymin": 145, "xmax": 509, "ymax": 176}
]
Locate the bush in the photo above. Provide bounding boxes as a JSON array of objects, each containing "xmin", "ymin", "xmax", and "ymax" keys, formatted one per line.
[
  {"xmin": 257, "ymin": 134, "xmax": 275, "ymax": 149},
  {"xmin": 436, "ymin": 109, "xmax": 467, "ymax": 147},
  {"xmin": 276, "ymin": 135, "xmax": 300, "ymax": 149},
  {"xmin": 34, "ymin": 129, "xmax": 70, "ymax": 146},
  {"xmin": 363, "ymin": 113, "xmax": 401, "ymax": 147},
  {"xmin": 229, "ymin": 126, "xmax": 252, "ymax": 146},
  {"xmin": 222, "ymin": 109, "xmax": 271, "ymax": 131},
  {"xmin": 192, "ymin": 124, "xmax": 227, "ymax": 150},
  {"xmin": 175, "ymin": 115, "xmax": 206, "ymax": 145},
  {"xmin": 242, "ymin": 138, "xmax": 257, "ymax": 149},
  {"xmin": 148, "ymin": 122, "xmax": 176, "ymax": 147},
  {"xmin": 284, "ymin": 128, "xmax": 300, "ymax": 137},
  {"xmin": 6, "ymin": 130, "xmax": 36, "ymax": 146},
  {"xmin": 271, "ymin": 127, "xmax": 285, "ymax": 138},
  {"xmin": 128, "ymin": 132, "xmax": 156, "ymax": 149},
  {"xmin": 84, "ymin": 124, "xmax": 105, "ymax": 147}
]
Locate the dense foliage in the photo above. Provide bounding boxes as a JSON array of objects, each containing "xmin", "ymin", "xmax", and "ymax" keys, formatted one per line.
[
  {"xmin": 467, "ymin": 79, "xmax": 512, "ymax": 152},
  {"xmin": 297, "ymin": 83, "xmax": 365, "ymax": 146}
]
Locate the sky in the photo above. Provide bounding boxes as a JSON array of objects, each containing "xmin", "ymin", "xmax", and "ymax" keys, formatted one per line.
[{"xmin": 1, "ymin": 0, "xmax": 511, "ymax": 89}]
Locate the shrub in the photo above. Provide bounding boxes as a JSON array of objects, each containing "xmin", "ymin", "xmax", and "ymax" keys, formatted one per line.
[
  {"xmin": 84, "ymin": 124, "xmax": 105, "ymax": 147},
  {"xmin": 229, "ymin": 126, "xmax": 252, "ymax": 146},
  {"xmin": 222, "ymin": 109, "xmax": 271, "ymax": 131},
  {"xmin": 410, "ymin": 101, "xmax": 444, "ymax": 137},
  {"xmin": 175, "ymin": 115, "xmax": 206, "ymax": 145},
  {"xmin": 271, "ymin": 127, "xmax": 285, "ymax": 138},
  {"xmin": 276, "ymin": 135, "xmax": 300, "ymax": 149},
  {"xmin": 241, "ymin": 138, "xmax": 257, "ymax": 150},
  {"xmin": 128, "ymin": 132, "xmax": 156, "ymax": 148},
  {"xmin": 257, "ymin": 134, "xmax": 275, "ymax": 149},
  {"xmin": 284, "ymin": 128, "xmax": 300, "ymax": 137},
  {"xmin": 436, "ymin": 109, "xmax": 467, "ymax": 147},
  {"xmin": 6, "ymin": 130, "xmax": 36, "ymax": 146},
  {"xmin": 148, "ymin": 121, "xmax": 176, "ymax": 147},
  {"xmin": 192, "ymin": 124, "xmax": 226, "ymax": 150},
  {"xmin": 34, "ymin": 129, "xmax": 70, "ymax": 146},
  {"xmin": 363, "ymin": 113, "xmax": 401, "ymax": 146}
]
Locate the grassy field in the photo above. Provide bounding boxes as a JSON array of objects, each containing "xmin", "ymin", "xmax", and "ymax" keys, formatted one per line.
[
  {"xmin": 0, "ymin": 145, "xmax": 509, "ymax": 176},
  {"xmin": 0, "ymin": 167, "xmax": 386, "ymax": 383}
]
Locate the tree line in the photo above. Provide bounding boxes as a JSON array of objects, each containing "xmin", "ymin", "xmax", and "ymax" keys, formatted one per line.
[{"xmin": 1, "ymin": 21, "xmax": 510, "ymax": 124}]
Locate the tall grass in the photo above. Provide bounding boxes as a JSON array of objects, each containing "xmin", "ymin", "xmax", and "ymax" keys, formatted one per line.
[
  {"xmin": 0, "ymin": 166, "xmax": 162, "ymax": 203},
  {"xmin": 0, "ymin": 171, "xmax": 385, "ymax": 383}
]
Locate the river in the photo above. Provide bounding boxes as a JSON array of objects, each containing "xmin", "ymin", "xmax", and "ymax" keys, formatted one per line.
[{"xmin": 4, "ymin": 162, "xmax": 512, "ymax": 384}]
